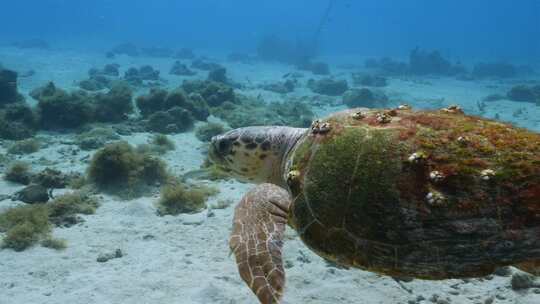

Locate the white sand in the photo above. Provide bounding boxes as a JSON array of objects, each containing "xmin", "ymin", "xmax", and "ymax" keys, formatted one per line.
[{"xmin": 0, "ymin": 47, "xmax": 539, "ymax": 304}]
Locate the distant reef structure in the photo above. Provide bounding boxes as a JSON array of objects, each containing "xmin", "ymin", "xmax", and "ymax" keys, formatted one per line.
[
  {"xmin": 364, "ymin": 48, "xmax": 466, "ymax": 77},
  {"xmin": 106, "ymin": 43, "xmax": 195, "ymax": 60},
  {"xmin": 364, "ymin": 48, "xmax": 533, "ymax": 79}
]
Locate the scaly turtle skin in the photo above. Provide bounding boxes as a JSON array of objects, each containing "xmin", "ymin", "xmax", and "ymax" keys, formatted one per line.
[{"xmin": 209, "ymin": 106, "xmax": 540, "ymax": 304}]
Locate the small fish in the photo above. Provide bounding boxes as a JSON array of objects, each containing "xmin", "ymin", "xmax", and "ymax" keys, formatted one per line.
[{"xmin": 282, "ymin": 72, "xmax": 291, "ymax": 78}]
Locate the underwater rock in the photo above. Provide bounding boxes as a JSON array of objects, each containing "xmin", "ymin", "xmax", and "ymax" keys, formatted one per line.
[
  {"xmin": 191, "ymin": 58, "xmax": 221, "ymax": 71},
  {"xmin": 493, "ymin": 266, "xmax": 513, "ymax": 277},
  {"xmin": 0, "ymin": 68, "xmax": 23, "ymax": 106},
  {"xmin": 342, "ymin": 88, "xmax": 389, "ymax": 108},
  {"xmin": 261, "ymin": 79, "xmax": 296, "ymax": 94},
  {"xmin": 352, "ymin": 73, "xmax": 387, "ymax": 87},
  {"xmin": 96, "ymin": 249, "xmax": 123, "ymax": 263},
  {"xmin": 511, "ymin": 272, "xmax": 539, "ymax": 290},
  {"xmin": 409, "ymin": 48, "xmax": 466, "ymax": 76},
  {"xmin": 146, "ymin": 106, "xmax": 194, "ymax": 133},
  {"xmin": 506, "ymin": 85, "xmax": 540, "ymax": 105},
  {"xmin": 308, "ymin": 78, "xmax": 349, "ymax": 96},
  {"xmin": 110, "ymin": 43, "xmax": 139, "ymax": 57},
  {"xmin": 174, "ymin": 48, "xmax": 195, "ymax": 60},
  {"xmin": 12, "ymin": 184, "xmax": 50, "ymax": 204},
  {"xmin": 170, "ymin": 61, "xmax": 196, "ymax": 76},
  {"xmin": 472, "ymin": 62, "xmax": 517, "ymax": 78}
]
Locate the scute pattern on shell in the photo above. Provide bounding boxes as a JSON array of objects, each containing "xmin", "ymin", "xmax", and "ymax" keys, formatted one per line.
[{"xmin": 287, "ymin": 108, "xmax": 540, "ymax": 279}]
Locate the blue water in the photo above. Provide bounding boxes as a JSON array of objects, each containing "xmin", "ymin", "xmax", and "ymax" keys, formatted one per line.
[{"xmin": 1, "ymin": 0, "xmax": 538, "ymax": 62}]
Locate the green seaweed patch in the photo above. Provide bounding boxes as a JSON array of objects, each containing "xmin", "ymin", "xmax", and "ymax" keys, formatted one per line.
[
  {"xmin": 0, "ymin": 191, "xmax": 100, "ymax": 251},
  {"xmin": 157, "ymin": 181, "xmax": 219, "ymax": 215},
  {"xmin": 7, "ymin": 138, "xmax": 41, "ymax": 155},
  {"xmin": 3, "ymin": 161, "xmax": 32, "ymax": 185},
  {"xmin": 0, "ymin": 205, "xmax": 51, "ymax": 251},
  {"xmin": 137, "ymin": 134, "xmax": 176, "ymax": 155},
  {"xmin": 48, "ymin": 192, "xmax": 99, "ymax": 227},
  {"xmin": 87, "ymin": 141, "xmax": 170, "ymax": 198}
]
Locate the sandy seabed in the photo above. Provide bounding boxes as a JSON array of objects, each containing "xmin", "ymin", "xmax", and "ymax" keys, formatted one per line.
[{"xmin": 0, "ymin": 46, "xmax": 539, "ymax": 304}]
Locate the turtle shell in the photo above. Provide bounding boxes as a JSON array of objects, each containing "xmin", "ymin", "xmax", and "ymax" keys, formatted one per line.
[{"xmin": 286, "ymin": 107, "xmax": 540, "ymax": 279}]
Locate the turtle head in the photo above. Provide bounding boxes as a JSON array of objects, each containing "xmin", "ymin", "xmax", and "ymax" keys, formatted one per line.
[{"xmin": 209, "ymin": 126, "xmax": 305, "ymax": 185}]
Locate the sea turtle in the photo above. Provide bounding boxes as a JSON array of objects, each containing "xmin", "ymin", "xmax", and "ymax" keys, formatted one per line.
[{"xmin": 208, "ymin": 106, "xmax": 540, "ymax": 304}]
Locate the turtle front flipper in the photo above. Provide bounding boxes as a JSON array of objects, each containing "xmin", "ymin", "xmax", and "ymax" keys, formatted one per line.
[{"xmin": 229, "ymin": 183, "xmax": 291, "ymax": 304}]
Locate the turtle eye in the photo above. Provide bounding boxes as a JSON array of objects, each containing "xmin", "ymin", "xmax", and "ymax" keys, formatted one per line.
[{"xmin": 215, "ymin": 138, "xmax": 232, "ymax": 156}]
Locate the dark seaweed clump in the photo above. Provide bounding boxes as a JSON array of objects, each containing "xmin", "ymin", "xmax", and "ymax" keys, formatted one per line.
[
  {"xmin": 31, "ymin": 81, "xmax": 133, "ymax": 129},
  {"xmin": 87, "ymin": 141, "xmax": 169, "ymax": 197},
  {"xmin": 0, "ymin": 191, "xmax": 98, "ymax": 251},
  {"xmin": 0, "ymin": 69, "xmax": 37, "ymax": 139},
  {"xmin": 136, "ymin": 88, "xmax": 205, "ymax": 133},
  {"xmin": 78, "ymin": 64, "xmax": 121, "ymax": 91}
]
